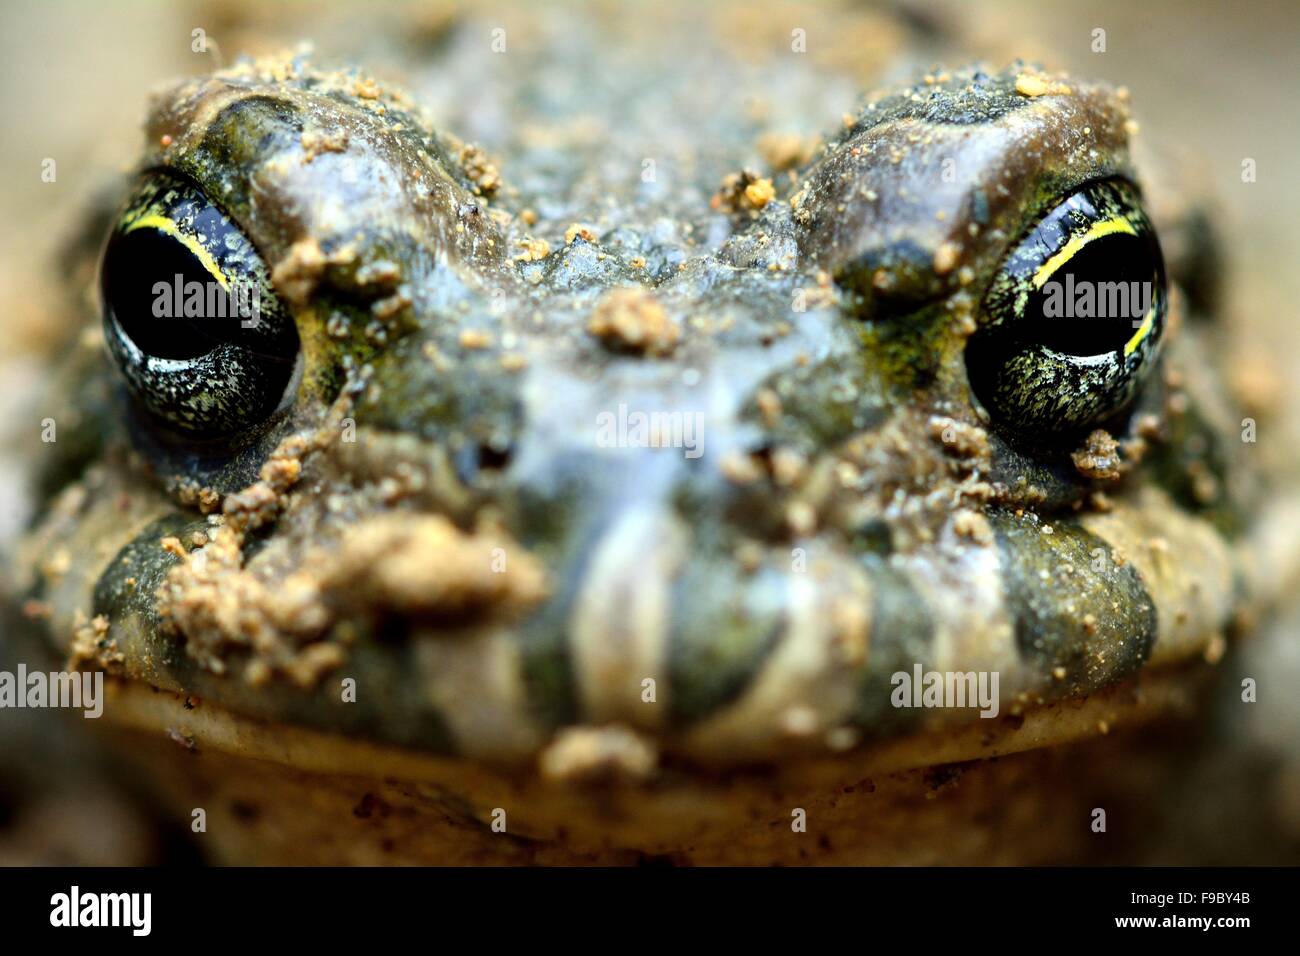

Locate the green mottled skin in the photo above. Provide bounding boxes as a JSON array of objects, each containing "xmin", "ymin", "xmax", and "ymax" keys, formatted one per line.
[{"xmin": 13, "ymin": 21, "xmax": 1257, "ymax": 768}]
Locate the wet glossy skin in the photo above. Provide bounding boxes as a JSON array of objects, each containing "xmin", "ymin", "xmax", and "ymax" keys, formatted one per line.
[{"xmin": 16, "ymin": 37, "xmax": 1254, "ymax": 770}]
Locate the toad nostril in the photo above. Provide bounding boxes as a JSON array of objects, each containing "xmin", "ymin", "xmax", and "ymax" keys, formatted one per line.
[
  {"xmin": 476, "ymin": 442, "xmax": 513, "ymax": 471},
  {"xmin": 452, "ymin": 439, "xmax": 515, "ymax": 484}
]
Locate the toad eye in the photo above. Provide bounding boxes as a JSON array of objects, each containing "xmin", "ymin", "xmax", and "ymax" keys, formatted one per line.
[
  {"xmin": 965, "ymin": 178, "xmax": 1166, "ymax": 440},
  {"xmin": 100, "ymin": 172, "xmax": 300, "ymax": 438}
]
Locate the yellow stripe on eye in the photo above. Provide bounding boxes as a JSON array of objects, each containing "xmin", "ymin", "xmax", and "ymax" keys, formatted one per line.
[
  {"xmin": 1123, "ymin": 297, "xmax": 1157, "ymax": 357},
  {"xmin": 123, "ymin": 213, "xmax": 229, "ymax": 291},
  {"xmin": 1031, "ymin": 216, "xmax": 1138, "ymax": 290}
]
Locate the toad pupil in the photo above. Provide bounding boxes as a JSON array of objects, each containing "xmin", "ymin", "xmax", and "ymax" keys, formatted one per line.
[{"xmin": 1032, "ymin": 247, "xmax": 1159, "ymax": 355}]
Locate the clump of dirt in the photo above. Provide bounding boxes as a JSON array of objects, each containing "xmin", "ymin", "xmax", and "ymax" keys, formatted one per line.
[
  {"xmin": 158, "ymin": 462, "xmax": 548, "ymax": 687},
  {"xmin": 316, "ymin": 512, "xmax": 548, "ymax": 619},
  {"xmin": 586, "ymin": 287, "xmax": 679, "ymax": 356},
  {"xmin": 1071, "ymin": 428, "xmax": 1123, "ymax": 480},
  {"xmin": 710, "ymin": 168, "xmax": 776, "ymax": 215},
  {"xmin": 1014, "ymin": 72, "xmax": 1073, "ymax": 98},
  {"xmin": 155, "ymin": 521, "xmax": 338, "ymax": 687},
  {"xmin": 457, "ymin": 141, "xmax": 502, "ymax": 196}
]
